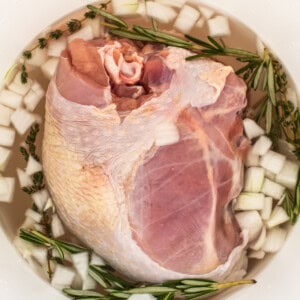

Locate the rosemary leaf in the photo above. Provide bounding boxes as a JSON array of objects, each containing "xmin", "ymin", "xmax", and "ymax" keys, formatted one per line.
[
  {"xmin": 49, "ymin": 29, "xmax": 63, "ymax": 39},
  {"xmin": 38, "ymin": 38, "xmax": 48, "ymax": 49},
  {"xmin": 266, "ymin": 100, "xmax": 273, "ymax": 133},
  {"xmin": 127, "ymin": 286, "xmax": 177, "ymax": 295},
  {"xmin": 23, "ymin": 50, "xmax": 32, "ymax": 59},
  {"xmin": 180, "ymin": 279, "xmax": 215, "ymax": 287},
  {"xmin": 67, "ymin": 19, "xmax": 82, "ymax": 33},
  {"xmin": 207, "ymin": 36, "xmax": 223, "ymax": 50},
  {"xmin": 21, "ymin": 64, "xmax": 28, "ymax": 84},
  {"xmin": 88, "ymin": 265, "xmax": 109, "ymax": 288},
  {"xmin": 267, "ymin": 59, "xmax": 276, "ymax": 105},
  {"xmin": 87, "ymin": 5, "xmax": 128, "ymax": 28},
  {"xmin": 253, "ymin": 61, "xmax": 265, "ymax": 90},
  {"xmin": 109, "ymin": 29, "xmax": 154, "ymax": 42},
  {"xmin": 184, "ymin": 34, "xmax": 217, "ymax": 50},
  {"xmin": 183, "ymin": 286, "xmax": 217, "ymax": 294},
  {"xmin": 63, "ymin": 288, "xmax": 105, "ymax": 298}
]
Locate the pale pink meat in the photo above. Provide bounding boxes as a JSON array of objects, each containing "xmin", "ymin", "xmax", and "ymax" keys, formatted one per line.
[{"xmin": 43, "ymin": 38, "xmax": 249, "ymax": 283}]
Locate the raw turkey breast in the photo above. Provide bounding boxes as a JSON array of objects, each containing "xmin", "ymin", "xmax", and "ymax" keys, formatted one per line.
[{"xmin": 43, "ymin": 38, "xmax": 249, "ymax": 283}]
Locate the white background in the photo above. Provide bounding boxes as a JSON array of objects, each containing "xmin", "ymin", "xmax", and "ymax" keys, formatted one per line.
[{"xmin": 0, "ymin": 0, "xmax": 300, "ymax": 299}]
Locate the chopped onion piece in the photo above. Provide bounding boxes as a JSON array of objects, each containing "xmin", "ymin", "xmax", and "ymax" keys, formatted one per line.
[
  {"xmin": 10, "ymin": 108, "xmax": 36, "ymax": 135},
  {"xmin": 265, "ymin": 170, "xmax": 276, "ymax": 181},
  {"xmin": 68, "ymin": 26, "xmax": 94, "ymax": 43},
  {"xmin": 235, "ymin": 192, "xmax": 265, "ymax": 211},
  {"xmin": 155, "ymin": 0, "xmax": 186, "ymax": 8},
  {"xmin": 128, "ymin": 294, "xmax": 157, "ymax": 300},
  {"xmin": 82, "ymin": 275, "xmax": 97, "ymax": 290},
  {"xmin": 0, "ymin": 146, "xmax": 12, "ymax": 171},
  {"xmin": 235, "ymin": 211, "xmax": 263, "ymax": 242},
  {"xmin": 244, "ymin": 167, "xmax": 265, "ymax": 193},
  {"xmin": 248, "ymin": 250, "xmax": 265, "ymax": 260},
  {"xmin": 90, "ymin": 253, "xmax": 105, "ymax": 266},
  {"xmin": 17, "ymin": 168, "xmax": 33, "ymax": 188},
  {"xmin": 195, "ymin": 17, "xmax": 205, "ymax": 28},
  {"xmin": 24, "ymin": 82, "xmax": 45, "ymax": 112},
  {"xmin": 262, "ymin": 227, "xmax": 287, "ymax": 253},
  {"xmin": 136, "ymin": 2, "xmax": 146, "ymax": 16},
  {"xmin": 14, "ymin": 237, "xmax": 34, "ymax": 260},
  {"xmin": 266, "ymin": 206, "xmax": 289, "ymax": 228},
  {"xmin": 0, "ymin": 177, "xmax": 15, "ymax": 203},
  {"xmin": 112, "ymin": 0, "xmax": 138, "ymax": 16},
  {"xmin": 0, "ymin": 104, "xmax": 13, "ymax": 127},
  {"xmin": 275, "ymin": 160, "xmax": 299, "ymax": 190},
  {"xmin": 252, "ymin": 136, "xmax": 272, "ymax": 156},
  {"xmin": 26, "ymin": 48, "xmax": 48, "ymax": 67},
  {"xmin": 261, "ymin": 178, "xmax": 285, "ymax": 200},
  {"xmin": 21, "ymin": 216, "xmax": 36, "ymax": 229},
  {"xmin": 155, "ymin": 122, "xmax": 180, "ymax": 147},
  {"xmin": 249, "ymin": 226, "xmax": 267, "ymax": 251},
  {"xmin": 245, "ymin": 147, "xmax": 259, "ymax": 167},
  {"xmin": 41, "ymin": 58, "xmax": 59, "ymax": 80},
  {"xmin": 243, "ymin": 118, "xmax": 265, "ymax": 140},
  {"xmin": 44, "ymin": 197, "xmax": 55, "ymax": 212},
  {"xmin": 260, "ymin": 150, "xmax": 286, "ymax": 174},
  {"xmin": 51, "ymin": 265, "xmax": 76, "ymax": 290},
  {"xmin": 0, "ymin": 89, "xmax": 23, "ymax": 109},
  {"xmin": 26, "ymin": 155, "xmax": 43, "ymax": 176},
  {"xmin": 51, "ymin": 214, "xmax": 65, "ymax": 238},
  {"xmin": 34, "ymin": 223, "xmax": 45, "ymax": 233},
  {"xmin": 174, "ymin": 5, "xmax": 200, "ymax": 34},
  {"xmin": 85, "ymin": 17, "xmax": 103, "ymax": 38},
  {"xmin": 71, "ymin": 252, "xmax": 89, "ymax": 281},
  {"xmin": 256, "ymin": 37, "xmax": 265, "ymax": 59},
  {"xmin": 260, "ymin": 196, "xmax": 273, "ymax": 221},
  {"xmin": 8, "ymin": 71, "xmax": 32, "ymax": 96},
  {"xmin": 146, "ymin": 2, "xmax": 177, "ymax": 23},
  {"xmin": 25, "ymin": 208, "xmax": 42, "ymax": 223},
  {"xmin": 48, "ymin": 37, "xmax": 67, "ymax": 57},
  {"xmin": 31, "ymin": 247, "xmax": 48, "ymax": 266},
  {"xmin": 198, "ymin": 5, "xmax": 214, "ymax": 19},
  {"xmin": 0, "ymin": 126, "xmax": 15, "ymax": 147},
  {"xmin": 207, "ymin": 16, "xmax": 231, "ymax": 37},
  {"xmin": 32, "ymin": 189, "xmax": 49, "ymax": 212}
]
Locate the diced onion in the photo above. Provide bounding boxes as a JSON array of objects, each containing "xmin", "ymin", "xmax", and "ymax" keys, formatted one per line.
[
  {"xmin": 71, "ymin": 252, "xmax": 89, "ymax": 281},
  {"xmin": 24, "ymin": 81, "xmax": 45, "ymax": 112},
  {"xmin": 244, "ymin": 167, "xmax": 265, "ymax": 193},
  {"xmin": 47, "ymin": 37, "xmax": 67, "ymax": 57},
  {"xmin": 0, "ymin": 104, "xmax": 13, "ymax": 127},
  {"xmin": 260, "ymin": 150, "xmax": 286, "ymax": 174},
  {"xmin": 85, "ymin": 17, "xmax": 103, "ymax": 38},
  {"xmin": 41, "ymin": 58, "xmax": 59, "ymax": 80},
  {"xmin": 136, "ymin": 2, "xmax": 146, "ymax": 16},
  {"xmin": 266, "ymin": 206, "xmax": 289, "ymax": 229},
  {"xmin": 0, "ymin": 146, "xmax": 12, "ymax": 172},
  {"xmin": 249, "ymin": 226, "xmax": 267, "ymax": 251},
  {"xmin": 155, "ymin": 0, "xmax": 186, "ymax": 8},
  {"xmin": 8, "ymin": 71, "xmax": 32, "ymax": 96},
  {"xmin": 261, "ymin": 178, "xmax": 285, "ymax": 200},
  {"xmin": 174, "ymin": 5, "xmax": 200, "ymax": 34},
  {"xmin": 10, "ymin": 108, "xmax": 36, "ymax": 135},
  {"xmin": 198, "ymin": 5, "xmax": 215, "ymax": 19},
  {"xmin": 264, "ymin": 170, "xmax": 276, "ymax": 181},
  {"xmin": 51, "ymin": 265, "xmax": 76, "ymax": 290},
  {"xmin": 245, "ymin": 147, "xmax": 259, "ymax": 167},
  {"xmin": 34, "ymin": 223, "xmax": 45, "ymax": 233},
  {"xmin": 90, "ymin": 253, "xmax": 106, "ymax": 266},
  {"xmin": 25, "ymin": 208, "xmax": 42, "ymax": 223},
  {"xmin": 260, "ymin": 196, "xmax": 273, "ymax": 221},
  {"xmin": 67, "ymin": 26, "xmax": 94, "ymax": 43},
  {"xmin": 82, "ymin": 275, "xmax": 97, "ymax": 290},
  {"xmin": 0, "ymin": 177, "xmax": 15, "ymax": 203},
  {"xmin": 195, "ymin": 17, "xmax": 206, "ymax": 29},
  {"xmin": 17, "ymin": 168, "xmax": 33, "ymax": 188},
  {"xmin": 32, "ymin": 189, "xmax": 49, "ymax": 212},
  {"xmin": 26, "ymin": 48, "xmax": 48, "ymax": 67},
  {"xmin": 243, "ymin": 118, "xmax": 265, "ymax": 140},
  {"xmin": 207, "ymin": 16, "xmax": 231, "ymax": 37},
  {"xmin": 26, "ymin": 155, "xmax": 43, "ymax": 176},
  {"xmin": 31, "ymin": 247, "xmax": 48, "ymax": 266},
  {"xmin": 252, "ymin": 135, "xmax": 272, "ymax": 156},
  {"xmin": 235, "ymin": 192, "xmax": 265, "ymax": 211},
  {"xmin": 51, "ymin": 214, "xmax": 65, "ymax": 238},
  {"xmin": 275, "ymin": 160, "xmax": 299, "ymax": 190},
  {"xmin": 44, "ymin": 197, "xmax": 55, "ymax": 212},
  {"xmin": 235, "ymin": 211, "xmax": 263, "ymax": 242},
  {"xmin": 0, "ymin": 126, "xmax": 15, "ymax": 147},
  {"xmin": 13, "ymin": 236, "xmax": 34, "ymax": 260},
  {"xmin": 0, "ymin": 89, "xmax": 23, "ymax": 109},
  {"xmin": 112, "ymin": 0, "xmax": 138, "ymax": 16},
  {"xmin": 21, "ymin": 216, "xmax": 36, "ymax": 229},
  {"xmin": 145, "ymin": 2, "xmax": 177, "ymax": 23},
  {"xmin": 262, "ymin": 227, "xmax": 287, "ymax": 253},
  {"xmin": 155, "ymin": 122, "xmax": 180, "ymax": 147},
  {"xmin": 248, "ymin": 250, "xmax": 265, "ymax": 260}
]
